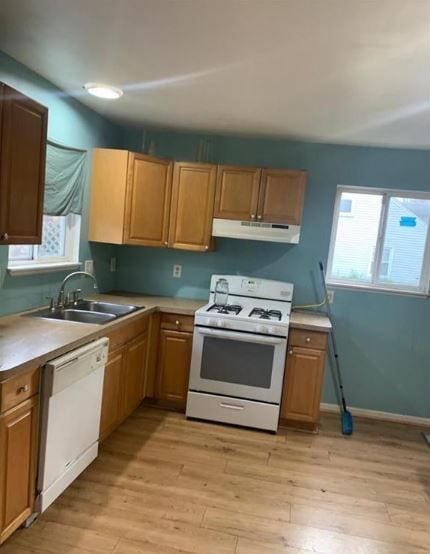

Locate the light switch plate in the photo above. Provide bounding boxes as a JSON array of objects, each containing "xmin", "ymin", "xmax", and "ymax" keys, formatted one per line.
[
  {"xmin": 84, "ymin": 259, "xmax": 94, "ymax": 275},
  {"xmin": 173, "ymin": 264, "xmax": 182, "ymax": 278}
]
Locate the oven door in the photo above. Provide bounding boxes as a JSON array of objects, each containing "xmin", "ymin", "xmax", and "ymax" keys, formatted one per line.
[{"xmin": 189, "ymin": 326, "xmax": 287, "ymax": 404}]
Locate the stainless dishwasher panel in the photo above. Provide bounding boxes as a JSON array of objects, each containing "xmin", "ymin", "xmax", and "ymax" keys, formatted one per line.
[{"xmin": 37, "ymin": 337, "xmax": 108, "ymax": 513}]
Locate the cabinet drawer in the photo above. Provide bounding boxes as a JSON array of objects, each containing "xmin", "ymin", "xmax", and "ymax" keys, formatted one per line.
[
  {"xmin": 107, "ymin": 315, "xmax": 149, "ymax": 352},
  {"xmin": 160, "ymin": 313, "xmax": 194, "ymax": 333},
  {"xmin": 288, "ymin": 328, "xmax": 328, "ymax": 350},
  {"xmin": 0, "ymin": 367, "xmax": 40, "ymax": 414}
]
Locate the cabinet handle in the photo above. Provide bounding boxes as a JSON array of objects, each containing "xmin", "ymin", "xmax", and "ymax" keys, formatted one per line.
[
  {"xmin": 205, "ymin": 245, "xmax": 209, "ymax": 250},
  {"xmin": 175, "ymin": 320, "xmax": 180, "ymax": 325},
  {"xmin": 0, "ymin": 232, "xmax": 9, "ymax": 241},
  {"xmin": 164, "ymin": 241, "xmax": 168, "ymax": 246},
  {"xmin": 257, "ymin": 215, "xmax": 262, "ymax": 220},
  {"xmin": 251, "ymin": 214, "xmax": 255, "ymax": 219},
  {"xmin": 289, "ymin": 349, "xmax": 293, "ymax": 355},
  {"xmin": 17, "ymin": 384, "xmax": 29, "ymax": 394},
  {"xmin": 305, "ymin": 337, "xmax": 311, "ymax": 343}
]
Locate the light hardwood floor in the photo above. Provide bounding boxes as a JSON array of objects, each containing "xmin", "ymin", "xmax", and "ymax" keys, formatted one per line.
[{"xmin": 2, "ymin": 407, "xmax": 430, "ymax": 553}]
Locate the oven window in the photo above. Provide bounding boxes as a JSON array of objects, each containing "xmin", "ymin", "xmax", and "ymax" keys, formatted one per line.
[{"xmin": 200, "ymin": 336, "xmax": 274, "ymax": 388}]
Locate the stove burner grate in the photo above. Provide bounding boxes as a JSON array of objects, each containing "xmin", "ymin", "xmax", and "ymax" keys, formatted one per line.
[
  {"xmin": 207, "ymin": 304, "xmax": 242, "ymax": 315},
  {"xmin": 249, "ymin": 308, "xmax": 282, "ymax": 321}
]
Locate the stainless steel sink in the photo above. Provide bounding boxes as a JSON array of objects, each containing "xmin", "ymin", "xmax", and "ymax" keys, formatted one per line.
[
  {"xmin": 75, "ymin": 300, "xmax": 140, "ymax": 316},
  {"xmin": 28, "ymin": 300, "xmax": 143, "ymax": 325},
  {"xmin": 30, "ymin": 308, "xmax": 116, "ymax": 324}
]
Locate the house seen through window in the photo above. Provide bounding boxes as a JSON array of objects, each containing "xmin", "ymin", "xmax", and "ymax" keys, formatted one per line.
[
  {"xmin": 327, "ymin": 186, "xmax": 430, "ymax": 294},
  {"xmin": 8, "ymin": 214, "xmax": 81, "ymax": 267}
]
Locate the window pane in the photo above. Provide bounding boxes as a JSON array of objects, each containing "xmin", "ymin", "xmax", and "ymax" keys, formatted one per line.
[
  {"xmin": 330, "ymin": 192, "xmax": 383, "ymax": 282},
  {"xmin": 377, "ymin": 197, "xmax": 430, "ymax": 287},
  {"xmin": 39, "ymin": 215, "xmax": 66, "ymax": 258},
  {"xmin": 9, "ymin": 245, "xmax": 34, "ymax": 261},
  {"xmin": 340, "ymin": 198, "xmax": 352, "ymax": 213}
]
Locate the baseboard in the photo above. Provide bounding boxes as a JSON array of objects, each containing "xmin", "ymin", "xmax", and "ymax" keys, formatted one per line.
[{"xmin": 320, "ymin": 402, "xmax": 430, "ymax": 428}]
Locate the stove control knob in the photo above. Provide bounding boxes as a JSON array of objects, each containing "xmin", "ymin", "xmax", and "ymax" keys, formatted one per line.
[
  {"xmin": 206, "ymin": 318, "xmax": 217, "ymax": 326},
  {"xmin": 268, "ymin": 327, "xmax": 275, "ymax": 335},
  {"xmin": 217, "ymin": 320, "xmax": 226, "ymax": 328},
  {"xmin": 257, "ymin": 324, "xmax": 269, "ymax": 334}
]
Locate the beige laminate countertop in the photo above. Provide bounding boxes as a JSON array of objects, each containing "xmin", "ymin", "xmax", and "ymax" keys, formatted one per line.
[
  {"xmin": 0, "ymin": 293, "xmax": 204, "ymax": 381},
  {"xmin": 290, "ymin": 310, "xmax": 332, "ymax": 332},
  {"xmin": 0, "ymin": 293, "xmax": 331, "ymax": 381}
]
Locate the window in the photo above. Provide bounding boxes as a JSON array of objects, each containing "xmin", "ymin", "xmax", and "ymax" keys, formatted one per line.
[
  {"xmin": 8, "ymin": 214, "xmax": 81, "ymax": 273},
  {"xmin": 327, "ymin": 186, "xmax": 430, "ymax": 295}
]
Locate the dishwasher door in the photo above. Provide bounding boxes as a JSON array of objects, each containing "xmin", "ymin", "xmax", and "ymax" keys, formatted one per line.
[{"xmin": 37, "ymin": 337, "xmax": 108, "ymax": 513}]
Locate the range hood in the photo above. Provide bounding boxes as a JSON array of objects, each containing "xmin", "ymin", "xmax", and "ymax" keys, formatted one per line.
[{"xmin": 212, "ymin": 218, "xmax": 300, "ymax": 244}]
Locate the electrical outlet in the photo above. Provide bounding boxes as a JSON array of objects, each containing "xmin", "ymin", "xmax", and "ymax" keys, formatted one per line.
[
  {"xmin": 327, "ymin": 290, "xmax": 335, "ymax": 304},
  {"xmin": 110, "ymin": 257, "xmax": 117, "ymax": 272},
  {"xmin": 173, "ymin": 264, "xmax": 182, "ymax": 278},
  {"xmin": 84, "ymin": 259, "xmax": 94, "ymax": 275}
]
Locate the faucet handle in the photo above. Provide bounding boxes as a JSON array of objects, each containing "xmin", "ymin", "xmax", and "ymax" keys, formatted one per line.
[
  {"xmin": 72, "ymin": 289, "xmax": 82, "ymax": 304},
  {"xmin": 45, "ymin": 296, "xmax": 55, "ymax": 312}
]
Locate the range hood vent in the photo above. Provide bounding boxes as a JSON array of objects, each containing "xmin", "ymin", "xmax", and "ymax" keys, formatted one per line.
[{"xmin": 212, "ymin": 218, "xmax": 300, "ymax": 244}]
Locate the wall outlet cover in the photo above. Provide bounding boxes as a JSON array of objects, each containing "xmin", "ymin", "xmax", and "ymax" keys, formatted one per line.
[
  {"xmin": 110, "ymin": 257, "xmax": 117, "ymax": 272},
  {"xmin": 84, "ymin": 259, "xmax": 94, "ymax": 275},
  {"xmin": 327, "ymin": 290, "xmax": 335, "ymax": 304},
  {"xmin": 173, "ymin": 264, "xmax": 182, "ymax": 278}
]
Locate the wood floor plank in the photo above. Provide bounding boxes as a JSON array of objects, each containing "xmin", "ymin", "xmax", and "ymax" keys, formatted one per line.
[{"xmin": 3, "ymin": 407, "xmax": 430, "ymax": 553}]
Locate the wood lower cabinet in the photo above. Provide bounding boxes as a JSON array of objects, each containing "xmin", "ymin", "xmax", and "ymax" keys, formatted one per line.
[
  {"xmin": 168, "ymin": 162, "xmax": 216, "ymax": 251},
  {"xmin": 0, "ymin": 391, "xmax": 39, "ymax": 544},
  {"xmin": 214, "ymin": 165, "xmax": 261, "ymax": 221},
  {"xmin": 258, "ymin": 169, "xmax": 306, "ymax": 225},
  {"xmin": 99, "ymin": 346, "xmax": 127, "ymax": 440},
  {"xmin": 0, "ymin": 83, "xmax": 48, "ymax": 245},
  {"xmin": 123, "ymin": 333, "xmax": 149, "ymax": 416},
  {"xmin": 280, "ymin": 328, "xmax": 328, "ymax": 432},
  {"xmin": 99, "ymin": 316, "xmax": 150, "ymax": 441}
]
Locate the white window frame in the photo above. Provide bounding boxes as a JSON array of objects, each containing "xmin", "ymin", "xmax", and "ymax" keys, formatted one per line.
[
  {"xmin": 8, "ymin": 214, "xmax": 81, "ymax": 276},
  {"xmin": 326, "ymin": 185, "xmax": 430, "ymax": 296}
]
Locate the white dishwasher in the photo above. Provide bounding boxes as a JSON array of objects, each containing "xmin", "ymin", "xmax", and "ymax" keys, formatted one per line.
[{"xmin": 37, "ymin": 337, "xmax": 109, "ymax": 513}]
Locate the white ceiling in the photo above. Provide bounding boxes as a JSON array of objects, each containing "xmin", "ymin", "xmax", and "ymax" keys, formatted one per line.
[{"xmin": 1, "ymin": 0, "xmax": 430, "ymax": 148}]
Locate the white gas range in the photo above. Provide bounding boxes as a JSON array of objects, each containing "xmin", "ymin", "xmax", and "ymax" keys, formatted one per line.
[{"xmin": 186, "ymin": 275, "xmax": 293, "ymax": 432}]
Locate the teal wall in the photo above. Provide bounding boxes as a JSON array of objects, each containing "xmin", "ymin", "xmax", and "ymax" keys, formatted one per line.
[
  {"xmin": 116, "ymin": 129, "xmax": 430, "ymax": 418},
  {"xmin": 0, "ymin": 51, "xmax": 129, "ymax": 315}
]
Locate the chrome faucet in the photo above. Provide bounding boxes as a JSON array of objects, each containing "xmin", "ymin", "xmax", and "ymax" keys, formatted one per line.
[{"xmin": 56, "ymin": 271, "xmax": 98, "ymax": 308}]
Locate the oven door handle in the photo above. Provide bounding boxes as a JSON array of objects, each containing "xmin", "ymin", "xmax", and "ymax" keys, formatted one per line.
[{"xmin": 197, "ymin": 327, "xmax": 285, "ymax": 345}]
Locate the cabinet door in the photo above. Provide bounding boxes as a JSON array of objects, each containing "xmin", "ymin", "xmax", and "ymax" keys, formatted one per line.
[
  {"xmin": 168, "ymin": 162, "xmax": 216, "ymax": 251},
  {"xmin": 0, "ymin": 397, "xmax": 38, "ymax": 544},
  {"xmin": 258, "ymin": 169, "xmax": 306, "ymax": 225},
  {"xmin": 123, "ymin": 333, "xmax": 149, "ymax": 417},
  {"xmin": 281, "ymin": 347, "xmax": 325, "ymax": 424},
  {"xmin": 99, "ymin": 347, "xmax": 126, "ymax": 441},
  {"xmin": 156, "ymin": 330, "xmax": 192, "ymax": 406},
  {"xmin": 214, "ymin": 165, "xmax": 261, "ymax": 221},
  {"xmin": 0, "ymin": 84, "xmax": 48, "ymax": 245},
  {"xmin": 125, "ymin": 153, "xmax": 173, "ymax": 247}
]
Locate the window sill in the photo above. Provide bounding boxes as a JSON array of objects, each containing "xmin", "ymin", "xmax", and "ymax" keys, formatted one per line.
[
  {"xmin": 326, "ymin": 280, "xmax": 429, "ymax": 298},
  {"xmin": 7, "ymin": 261, "xmax": 81, "ymax": 277}
]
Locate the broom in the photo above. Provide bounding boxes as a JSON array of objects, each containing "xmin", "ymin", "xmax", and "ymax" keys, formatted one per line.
[{"xmin": 319, "ymin": 261, "xmax": 353, "ymax": 436}]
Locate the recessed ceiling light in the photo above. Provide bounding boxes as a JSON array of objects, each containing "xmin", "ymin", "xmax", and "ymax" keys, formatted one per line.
[{"xmin": 84, "ymin": 82, "xmax": 123, "ymax": 100}]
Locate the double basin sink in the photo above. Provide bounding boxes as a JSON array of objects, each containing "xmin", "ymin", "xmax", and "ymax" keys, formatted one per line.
[{"xmin": 31, "ymin": 300, "xmax": 143, "ymax": 325}]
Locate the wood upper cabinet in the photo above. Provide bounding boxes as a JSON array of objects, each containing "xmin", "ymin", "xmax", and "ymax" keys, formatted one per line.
[
  {"xmin": 89, "ymin": 149, "xmax": 172, "ymax": 247},
  {"xmin": 124, "ymin": 153, "xmax": 172, "ymax": 246},
  {"xmin": 0, "ymin": 396, "xmax": 39, "ymax": 544},
  {"xmin": 0, "ymin": 83, "xmax": 48, "ymax": 245},
  {"xmin": 168, "ymin": 162, "xmax": 216, "ymax": 251},
  {"xmin": 156, "ymin": 328, "xmax": 193, "ymax": 407},
  {"xmin": 281, "ymin": 346, "xmax": 325, "ymax": 424},
  {"xmin": 258, "ymin": 169, "xmax": 306, "ymax": 225},
  {"xmin": 214, "ymin": 165, "xmax": 261, "ymax": 221}
]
